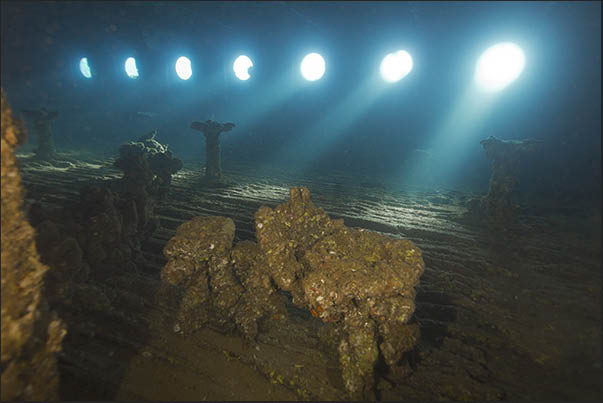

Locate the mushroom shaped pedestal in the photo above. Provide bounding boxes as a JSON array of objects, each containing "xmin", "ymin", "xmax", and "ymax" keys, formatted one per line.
[
  {"xmin": 190, "ymin": 119, "xmax": 235, "ymax": 187},
  {"xmin": 475, "ymin": 135, "xmax": 543, "ymax": 224},
  {"xmin": 21, "ymin": 107, "xmax": 59, "ymax": 161}
]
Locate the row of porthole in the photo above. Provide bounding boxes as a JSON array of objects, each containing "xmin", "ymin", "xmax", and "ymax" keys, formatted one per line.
[
  {"xmin": 78, "ymin": 42, "xmax": 526, "ymax": 92},
  {"xmin": 79, "ymin": 52, "xmax": 399, "ymax": 82}
]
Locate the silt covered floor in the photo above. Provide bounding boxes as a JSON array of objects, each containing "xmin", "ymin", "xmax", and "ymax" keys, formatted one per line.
[{"xmin": 18, "ymin": 151, "xmax": 601, "ymax": 401}]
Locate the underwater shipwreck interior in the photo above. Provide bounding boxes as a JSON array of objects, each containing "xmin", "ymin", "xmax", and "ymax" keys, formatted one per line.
[{"xmin": 1, "ymin": 1, "xmax": 601, "ymax": 401}]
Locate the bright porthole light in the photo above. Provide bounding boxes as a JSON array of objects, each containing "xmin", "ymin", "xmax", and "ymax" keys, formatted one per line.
[
  {"xmin": 233, "ymin": 55, "xmax": 253, "ymax": 81},
  {"xmin": 300, "ymin": 52, "xmax": 325, "ymax": 81},
  {"xmin": 380, "ymin": 50, "xmax": 413, "ymax": 83},
  {"xmin": 125, "ymin": 57, "xmax": 139, "ymax": 79},
  {"xmin": 79, "ymin": 57, "xmax": 92, "ymax": 78},
  {"xmin": 175, "ymin": 56, "xmax": 192, "ymax": 80},
  {"xmin": 475, "ymin": 42, "xmax": 525, "ymax": 93}
]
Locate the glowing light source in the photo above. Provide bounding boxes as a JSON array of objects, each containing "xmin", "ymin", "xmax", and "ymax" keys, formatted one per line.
[
  {"xmin": 475, "ymin": 42, "xmax": 525, "ymax": 92},
  {"xmin": 124, "ymin": 57, "xmax": 139, "ymax": 79},
  {"xmin": 380, "ymin": 50, "xmax": 413, "ymax": 83},
  {"xmin": 300, "ymin": 52, "xmax": 325, "ymax": 81},
  {"xmin": 79, "ymin": 57, "xmax": 92, "ymax": 78},
  {"xmin": 233, "ymin": 55, "xmax": 253, "ymax": 81},
  {"xmin": 175, "ymin": 56, "xmax": 192, "ymax": 80}
]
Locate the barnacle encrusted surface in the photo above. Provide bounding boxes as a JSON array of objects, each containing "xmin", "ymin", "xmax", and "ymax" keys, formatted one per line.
[
  {"xmin": 300, "ymin": 226, "xmax": 424, "ymax": 397},
  {"xmin": 254, "ymin": 187, "xmax": 339, "ymax": 305},
  {"xmin": 160, "ymin": 216, "xmax": 238, "ymax": 334},
  {"xmin": 231, "ymin": 240, "xmax": 288, "ymax": 340}
]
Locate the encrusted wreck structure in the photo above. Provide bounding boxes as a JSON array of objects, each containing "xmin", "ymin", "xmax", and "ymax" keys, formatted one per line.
[
  {"xmin": 26, "ymin": 130, "xmax": 182, "ymax": 318},
  {"xmin": 114, "ymin": 130, "xmax": 183, "ymax": 199},
  {"xmin": 190, "ymin": 119, "xmax": 235, "ymax": 186},
  {"xmin": 159, "ymin": 186, "xmax": 425, "ymax": 399},
  {"xmin": 1, "ymin": 90, "xmax": 66, "ymax": 400},
  {"xmin": 114, "ymin": 130, "xmax": 183, "ymax": 237},
  {"xmin": 20, "ymin": 107, "xmax": 59, "ymax": 160},
  {"xmin": 467, "ymin": 135, "xmax": 542, "ymax": 224}
]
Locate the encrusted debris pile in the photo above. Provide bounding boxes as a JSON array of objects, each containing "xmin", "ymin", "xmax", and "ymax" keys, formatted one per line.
[
  {"xmin": 114, "ymin": 129, "xmax": 183, "ymax": 200},
  {"xmin": 159, "ymin": 186, "xmax": 425, "ymax": 398},
  {"xmin": 26, "ymin": 131, "xmax": 182, "ymax": 315}
]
